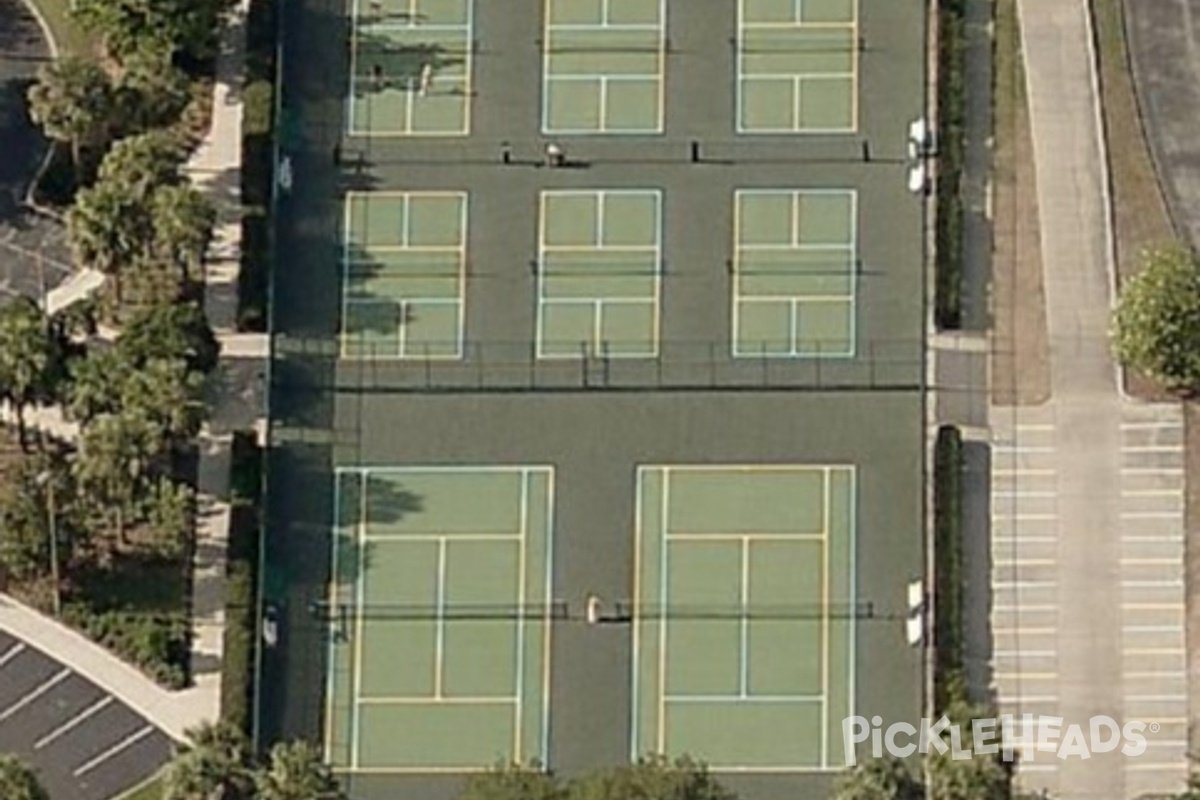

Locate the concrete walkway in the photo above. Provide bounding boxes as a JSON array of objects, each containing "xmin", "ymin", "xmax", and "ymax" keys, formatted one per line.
[{"xmin": 992, "ymin": 1, "xmax": 1188, "ymax": 797}]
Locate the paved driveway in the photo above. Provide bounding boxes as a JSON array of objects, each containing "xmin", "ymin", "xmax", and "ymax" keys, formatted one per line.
[
  {"xmin": 0, "ymin": 0, "xmax": 72, "ymax": 303},
  {"xmin": 0, "ymin": 630, "xmax": 173, "ymax": 800}
]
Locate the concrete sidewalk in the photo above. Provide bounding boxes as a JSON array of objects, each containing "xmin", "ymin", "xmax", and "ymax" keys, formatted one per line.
[{"xmin": 993, "ymin": 1, "xmax": 1188, "ymax": 797}]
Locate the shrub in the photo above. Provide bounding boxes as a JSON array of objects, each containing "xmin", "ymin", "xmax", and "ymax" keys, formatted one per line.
[{"xmin": 221, "ymin": 431, "xmax": 263, "ymax": 733}]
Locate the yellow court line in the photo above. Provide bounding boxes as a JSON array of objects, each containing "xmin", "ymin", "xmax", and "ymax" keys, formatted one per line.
[
  {"xmin": 513, "ymin": 469, "xmax": 529, "ymax": 760},
  {"xmin": 656, "ymin": 467, "xmax": 671, "ymax": 755},
  {"xmin": 820, "ymin": 467, "xmax": 831, "ymax": 767},
  {"xmin": 540, "ymin": 468, "xmax": 555, "ymax": 760},
  {"xmin": 357, "ymin": 695, "xmax": 518, "ymax": 705},
  {"xmin": 351, "ymin": 472, "xmax": 370, "ymax": 770},
  {"xmin": 630, "ymin": 467, "xmax": 645, "ymax": 757}
]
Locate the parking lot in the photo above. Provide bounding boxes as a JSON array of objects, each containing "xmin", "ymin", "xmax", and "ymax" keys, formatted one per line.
[{"xmin": 0, "ymin": 630, "xmax": 172, "ymax": 800}]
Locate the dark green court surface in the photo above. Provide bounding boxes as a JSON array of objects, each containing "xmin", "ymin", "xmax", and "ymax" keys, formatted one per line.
[{"xmin": 324, "ymin": 468, "xmax": 553, "ymax": 771}]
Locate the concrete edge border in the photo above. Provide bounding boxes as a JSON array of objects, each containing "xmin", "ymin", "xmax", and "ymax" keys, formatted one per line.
[{"xmin": 0, "ymin": 593, "xmax": 195, "ymax": 742}]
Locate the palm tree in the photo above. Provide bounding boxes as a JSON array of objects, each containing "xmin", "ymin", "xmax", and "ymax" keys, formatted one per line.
[
  {"xmin": 151, "ymin": 184, "xmax": 215, "ymax": 283},
  {"xmin": 98, "ymin": 129, "xmax": 186, "ymax": 198},
  {"xmin": 72, "ymin": 410, "xmax": 162, "ymax": 543},
  {"xmin": 27, "ymin": 57, "xmax": 115, "ymax": 180},
  {"xmin": 0, "ymin": 298, "xmax": 66, "ymax": 450},
  {"xmin": 120, "ymin": 357, "xmax": 206, "ymax": 446},
  {"xmin": 66, "ymin": 347, "xmax": 129, "ymax": 424},
  {"xmin": 119, "ymin": 301, "xmax": 219, "ymax": 374},
  {"xmin": 67, "ymin": 179, "xmax": 145, "ymax": 302},
  {"xmin": 162, "ymin": 721, "xmax": 255, "ymax": 800},
  {"xmin": 832, "ymin": 757, "xmax": 924, "ymax": 800},
  {"xmin": 255, "ymin": 741, "xmax": 345, "ymax": 800},
  {"xmin": 0, "ymin": 755, "xmax": 49, "ymax": 800},
  {"xmin": 115, "ymin": 47, "xmax": 191, "ymax": 134}
]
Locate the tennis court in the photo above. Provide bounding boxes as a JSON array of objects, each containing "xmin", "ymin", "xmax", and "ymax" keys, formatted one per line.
[
  {"xmin": 733, "ymin": 190, "xmax": 857, "ymax": 357},
  {"xmin": 541, "ymin": 0, "xmax": 667, "ymax": 133},
  {"xmin": 341, "ymin": 191, "xmax": 467, "ymax": 359},
  {"xmin": 631, "ymin": 466, "xmax": 856, "ymax": 770},
  {"xmin": 737, "ymin": 0, "xmax": 858, "ymax": 133},
  {"xmin": 348, "ymin": 0, "xmax": 474, "ymax": 135},
  {"xmin": 537, "ymin": 189, "xmax": 662, "ymax": 358},
  {"xmin": 324, "ymin": 466, "xmax": 555, "ymax": 772}
]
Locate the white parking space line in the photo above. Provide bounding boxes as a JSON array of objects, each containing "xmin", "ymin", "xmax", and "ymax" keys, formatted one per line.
[
  {"xmin": 0, "ymin": 643, "xmax": 26, "ymax": 669},
  {"xmin": 34, "ymin": 696, "xmax": 115, "ymax": 750},
  {"xmin": 0, "ymin": 669, "xmax": 70, "ymax": 723},
  {"xmin": 72, "ymin": 725, "xmax": 155, "ymax": 777}
]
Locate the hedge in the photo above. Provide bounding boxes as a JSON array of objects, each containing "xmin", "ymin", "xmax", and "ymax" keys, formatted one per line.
[
  {"xmin": 934, "ymin": 0, "xmax": 967, "ymax": 330},
  {"xmin": 220, "ymin": 430, "xmax": 263, "ymax": 733},
  {"xmin": 933, "ymin": 424, "xmax": 964, "ymax": 713},
  {"xmin": 237, "ymin": 0, "xmax": 277, "ymax": 332}
]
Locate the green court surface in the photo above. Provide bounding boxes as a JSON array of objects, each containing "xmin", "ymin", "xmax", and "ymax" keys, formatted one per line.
[
  {"xmin": 537, "ymin": 190, "xmax": 662, "ymax": 358},
  {"xmin": 349, "ymin": 0, "xmax": 473, "ymax": 135},
  {"xmin": 733, "ymin": 190, "xmax": 857, "ymax": 357},
  {"xmin": 325, "ymin": 467, "xmax": 555, "ymax": 772},
  {"xmin": 737, "ymin": 0, "xmax": 857, "ymax": 132},
  {"xmin": 341, "ymin": 192, "xmax": 467, "ymax": 359},
  {"xmin": 631, "ymin": 466, "xmax": 856, "ymax": 770},
  {"xmin": 541, "ymin": 0, "xmax": 666, "ymax": 133}
]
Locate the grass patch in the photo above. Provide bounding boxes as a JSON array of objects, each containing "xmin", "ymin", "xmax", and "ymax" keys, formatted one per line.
[
  {"xmin": 237, "ymin": 0, "xmax": 278, "ymax": 332},
  {"xmin": 934, "ymin": 0, "xmax": 967, "ymax": 330},
  {"xmin": 933, "ymin": 424, "xmax": 964, "ymax": 713},
  {"xmin": 221, "ymin": 431, "xmax": 263, "ymax": 734},
  {"xmin": 23, "ymin": 0, "xmax": 92, "ymax": 56},
  {"xmin": 1090, "ymin": 0, "xmax": 1177, "ymax": 400}
]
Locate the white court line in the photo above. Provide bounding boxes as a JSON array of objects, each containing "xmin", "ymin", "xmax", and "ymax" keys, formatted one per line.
[
  {"xmin": 72, "ymin": 725, "xmax": 155, "ymax": 777},
  {"xmin": 0, "ymin": 669, "xmax": 71, "ymax": 722},
  {"xmin": 1120, "ymin": 446, "xmax": 1182, "ymax": 453},
  {"xmin": 1121, "ymin": 536, "xmax": 1183, "ymax": 543},
  {"xmin": 1122, "ymin": 603, "xmax": 1184, "ymax": 610},
  {"xmin": 1120, "ymin": 489, "xmax": 1182, "ymax": 497},
  {"xmin": 1015, "ymin": 424, "xmax": 1055, "ymax": 432},
  {"xmin": 1120, "ymin": 421, "xmax": 1182, "ymax": 430},
  {"xmin": 1127, "ymin": 763, "xmax": 1188, "ymax": 772},
  {"xmin": 1122, "ymin": 625, "xmax": 1184, "ymax": 634},
  {"xmin": 1120, "ymin": 580, "xmax": 1183, "ymax": 587},
  {"xmin": 1120, "ymin": 468, "xmax": 1184, "ymax": 476},
  {"xmin": 1121, "ymin": 511, "xmax": 1180, "ymax": 519},
  {"xmin": 1125, "ymin": 672, "xmax": 1186, "ymax": 679},
  {"xmin": 1119, "ymin": 558, "xmax": 1181, "ymax": 565},
  {"xmin": 1124, "ymin": 648, "xmax": 1186, "ymax": 655},
  {"xmin": 35, "ymin": 696, "xmax": 114, "ymax": 749},
  {"xmin": 0, "ymin": 643, "xmax": 26, "ymax": 668},
  {"xmin": 1125, "ymin": 695, "xmax": 1187, "ymax": 702}
]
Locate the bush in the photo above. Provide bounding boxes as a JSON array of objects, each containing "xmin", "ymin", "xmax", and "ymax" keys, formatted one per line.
[
  {"xmin": 935, "ymin": 0, "xmax": 967, "ymax": 329},
  {"xmin": 237, "ymin": 0, "xmax": 277, "ymax": 333},
  {"xmin": 1111, "ymin": 244, "xmax": 1200, "ymax": 391},
  {"xmin": 65, "ymin": 606, "xmax": 190, "ymax": 689},
  {"xmin": 933, "ymin": 424, "xmax": 963, "ymax": 713},
  {"xmin": 221, "ymin": 431, "xmax": 263, "ymax": 733}
]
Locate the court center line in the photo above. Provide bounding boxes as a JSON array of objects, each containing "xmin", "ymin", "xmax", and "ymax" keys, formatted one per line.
[
  {"xmin": 434, "ymin": 538, "xmax": 448, "ymax": 700},
  {"xmin": 739, "ymin": 536, "xmax": 750, "ymax": 698}
]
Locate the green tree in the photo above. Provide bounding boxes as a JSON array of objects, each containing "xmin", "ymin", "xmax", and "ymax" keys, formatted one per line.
[
  {"xmin": 67, "ymin": 178, "xmax": 143, "ymax": 301},
  {"xmin": 163, "ymin": 721, "xmax": 255, "ymax": 800},
  {"xmin": 0, "ymin": 298, "xmax": 66, "ymax": 450},
  {"xmin": 459, "ymin": 763, "xmax": 566, "ymax": 800},
  {"xmin": 571, "ymin": 757, "xmax": 736, "ymax": 800},
  {"xmin": 27, "ymin": 57, "xmax": 115, "ymax": 179},
  {"xmin": 120, "ymin": 357, "xmax": 206, "ymax": 445},
  {"xmin": 119, "ymin": 301, "xmax": 219, "ymax": 374},
  {"xmin": 255, "ymin": 740, "xmax": 345, "ymax": 800},
  {"xmin": 1112, "ymin": 244, "xmax": 1200, "ymax": 391},
  {"xmin": 98, "ymin": 130, "xmax": 186, "ymax": 197},
  {"xmin": 833, "ymin": 757, "xmax": 924, "ymax": 800},
  {"xmin": 115, "ymin": 47, "xmax": 191, "ymax": 134},
  {"xmin": 141, "ymin": 476, "xmax": 196, "ymax": 558},
  {"xmin": 0, "ymin": 755, "xmax": 49, "ymax": 800},
  {"xmin": 72, "ymin": 410, "xmax": 163, "ymax": 542},
  {"xmin": 74, "ymin": 0, "xmax": 234, "ymax": 62},
  {"xmin": 150, "ymin": 184, "xmax": 215, "ymax": 283},
  {"xmin": 66, "ymin": 347, "xmax": 130, "ymax": 424}
]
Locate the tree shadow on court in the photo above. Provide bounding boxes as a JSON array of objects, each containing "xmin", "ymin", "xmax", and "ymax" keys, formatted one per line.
[
  {"xmin": 340, "ymin": 242, "xmax": 430, "ymax": 353},
  {"xmin": 352, "ymin": 32, "xmax": 467, "ymax": 97},
  {"xmin": 330, "ymin": 473, "xmax": 425, "ymax": 589}
]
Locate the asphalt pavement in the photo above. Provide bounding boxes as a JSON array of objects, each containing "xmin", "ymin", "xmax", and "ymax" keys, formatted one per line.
[{"xmin": 0, "ymin": 630, "xmax": 173, "ymax": 800}]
